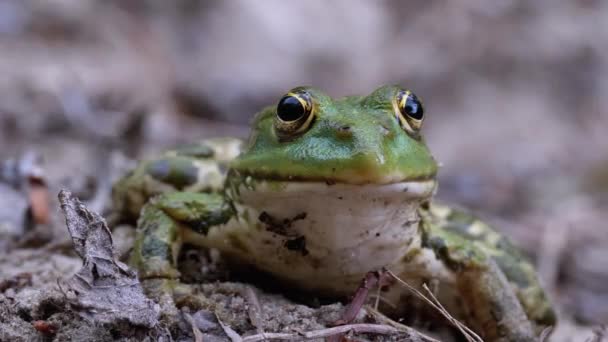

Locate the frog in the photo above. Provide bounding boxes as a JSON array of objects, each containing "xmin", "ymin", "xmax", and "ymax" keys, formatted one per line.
[{"xmin": 112, "ymin": 85, "xmax": 556, "ymax": 341}]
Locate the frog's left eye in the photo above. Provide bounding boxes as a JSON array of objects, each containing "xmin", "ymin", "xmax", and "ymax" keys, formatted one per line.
[
  {"xmin": 394, "ymin": 89, "xmax": 424, "ymax": 134},
  {"xmin": 274, "ymin": 90, "xmax": 315, "ymax": 138}
]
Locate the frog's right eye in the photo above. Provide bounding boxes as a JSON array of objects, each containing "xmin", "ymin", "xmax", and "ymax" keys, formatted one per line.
[
  {"xmin": 274, "ymin": 90, "xmax": 315, "ymax": 138},
  {"xmin": 393, "ymin": 89, "xmax": 424, "ymax": 136}
]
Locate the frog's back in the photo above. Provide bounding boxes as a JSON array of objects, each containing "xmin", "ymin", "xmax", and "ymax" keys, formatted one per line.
[
  {"xmin": 423, "ymin": 203, "xmax": 557, "ymax": 328},
  {"xmin": 111, "ymin": 138, "xmax": 243, "ymax": 222}
]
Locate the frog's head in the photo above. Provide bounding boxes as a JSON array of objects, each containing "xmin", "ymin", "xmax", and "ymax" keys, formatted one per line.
[
  {"xmin": 231, "ymin": 85, "xmax": 438, "ymax": 192},
  {"xmin": 228, "ymin": 86, "xmax": 439, "ymax": 272}
]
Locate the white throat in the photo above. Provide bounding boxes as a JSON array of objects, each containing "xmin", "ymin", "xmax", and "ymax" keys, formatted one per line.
[{"xmin": 226, "ymin": 179, "xmax": 436, "ymax": 291}]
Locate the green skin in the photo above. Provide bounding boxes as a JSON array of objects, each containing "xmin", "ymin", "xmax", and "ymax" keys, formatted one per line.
[{"xmin": 113, "ymin": 85, "xmax": 556, "ymax": 341}]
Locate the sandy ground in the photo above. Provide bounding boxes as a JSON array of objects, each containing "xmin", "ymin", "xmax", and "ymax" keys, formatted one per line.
[{"xmin": 1, "ymin": 1, "xmax": 607, "ymax": 341}]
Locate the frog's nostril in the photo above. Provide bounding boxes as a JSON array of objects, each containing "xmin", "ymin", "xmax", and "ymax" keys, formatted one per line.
[
  {"xmin": 335, "ymin": 125, "xmax": 353, "ymax": 139},
  {"xmin": 380, "ymin": 124, "xmax": 391, "ymax": 136}
]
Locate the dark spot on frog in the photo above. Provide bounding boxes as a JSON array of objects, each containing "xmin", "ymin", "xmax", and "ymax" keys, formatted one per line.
[
  {"xmin": 142, "ymin": 235, "xmax": 173, "ymax": 260},
  {"xmin": 284, "ymin": 236, "xmax": 309, "ymax": 256},
  {"xmin": 375, "ymin": 232, "xmax": 380, "ymax": 237},
  {"xmin": 402, "ymin": 187, "xmax": 409, "ymax": 192},
  {"xmin": 494, "ymin": 236, "xmax": 523, "ymax": 258},
  {"xmin": 258, "ymin": 211, "xmax": 307, "ymax": 236},
  {"xmin": 227, "ymin": 233, "xmax": 250, "ymax": 254},
  {"xmin": 379, "ymin": 124, "xmax": 391, "ymax": 136},
  {"xmin": 337, "ymin": 196, "xmax": 343, "ymax": 200},
  {"xmin": 493, "ymin": 255, "xmax": 531, "ymax": 287},
  {"xmin": 146, "ymin": 158, "xmax": 198, "ymax": 189},
  {"xmin": 538, "ymin": 306, "xmax": 558, "ymax": 327},
  {"xmin": 175, "ymin": 143, "xmax": 215, "ymax": 158},
  {"xmin": 423, "ymin": 236, "xmax": 461, "ymax": 271},
  {"xmin": 147, "ymin": 159, "xmax": 170, "ymax": 180},
  {"xmin": 184, "ymin": 205, "xmax": 233, "ymax": 235},
  {"xmin": 325, "ymin": 179, "xmax": 336, "ymax": 186},
  {"xmin": 335, "ymin": 125, "xmax": 352, "ymax": 139}
]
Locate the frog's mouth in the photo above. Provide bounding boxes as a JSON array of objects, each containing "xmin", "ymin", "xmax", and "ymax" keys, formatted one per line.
[{"xmin": 237, "ymin": 178, "xmax": 437, "ymax": 201}]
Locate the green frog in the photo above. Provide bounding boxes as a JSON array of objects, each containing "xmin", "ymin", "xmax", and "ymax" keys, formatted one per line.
[{"xmin": 112, "ymin": 85, "xmax": 556, "ymax": 341}]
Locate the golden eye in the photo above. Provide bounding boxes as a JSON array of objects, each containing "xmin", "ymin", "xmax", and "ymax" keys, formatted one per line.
[
  {"xmin": 394, "ymin": 89, "xmax": 424, "ymax": 134},
  {"xmin": 274, "ymin": 89, "xmax": 315, "ymax": 138}
]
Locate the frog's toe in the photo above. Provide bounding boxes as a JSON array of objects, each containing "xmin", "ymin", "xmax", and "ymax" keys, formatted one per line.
[
  {"xmin": 140, "ymin": 278, "xmax": 179, "ymax": 301},
  {"xmin": 140, "ymin": 278, "xmax": 209, "ymax": 313},
  {"xmin": 171, "ymin": 283, "xmax": 216, "ymax": 310},
  {"xmin": 174, "ymin": 291, "xmax": 210, "ymax": 310}
]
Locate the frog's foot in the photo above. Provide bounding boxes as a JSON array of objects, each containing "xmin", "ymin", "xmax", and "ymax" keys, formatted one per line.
[
  {"xmin": 139, "ymin": 278, "xmax": 182, "ymax": 314},
  {"xmin": 139, "ymin": 277, "xmax": 210, "ymax": 318},
  {"xmin": 130, "ymin": 191, "xmax": 234, "ymax": 309}
]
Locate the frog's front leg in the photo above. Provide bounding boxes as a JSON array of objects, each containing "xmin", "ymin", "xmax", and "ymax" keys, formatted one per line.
[
  {"xmin": 130, "ymin": 192, "xmax": 234, "ymax": 302},
  {"xmin": 422, "ymin": 227, "xmax": 537, "ymax": 341}
]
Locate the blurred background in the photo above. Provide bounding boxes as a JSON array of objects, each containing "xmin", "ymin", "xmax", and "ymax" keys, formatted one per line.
[{"xmin": 1, "ymin": 0, "xmax": 607, "ymax": 340}]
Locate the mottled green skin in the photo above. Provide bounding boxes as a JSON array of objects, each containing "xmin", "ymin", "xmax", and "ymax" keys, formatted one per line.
[
  {"xmin": 420, "ymin": 205, "xmax": 556, "ymax": 333},
  {"xmin": 112, "ymin": 85, "xmax": 556, "ymax": 342}
]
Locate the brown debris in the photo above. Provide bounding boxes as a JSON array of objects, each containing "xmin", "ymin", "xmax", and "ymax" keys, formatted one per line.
[
  {"xmin": 240, "ymin": 323, "xmax": 440, "ymax": 342},
  {"xmin": 57, "ymin": 189, "xmax": 160, "ymax": 328},
  {"xmin": 0, "ymin": 151, "xmax": 50, "ymax": 225},
  {"xmin": 0, "ymin": 272, "xmax": 32, "ymax": 293},
  {"xmin": 32, "ymin": 320, "xmax": 58, "ymax": 335},
  {"xmin": 28, "ymin": 176, "xmax": 50, "ymax": 225}
]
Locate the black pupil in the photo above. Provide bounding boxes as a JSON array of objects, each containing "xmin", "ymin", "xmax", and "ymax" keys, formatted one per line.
[
  {"xmin": 277, "ymin": 96, "xmax": 305, "ymax": 121},
  {"xmin": 404, "ymin": 95, "xmax": 424, "ymax": 120}
]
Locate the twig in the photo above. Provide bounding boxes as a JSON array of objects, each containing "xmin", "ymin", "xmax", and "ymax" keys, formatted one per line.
[
  {"xmin": 334, "ymin": 271, "xmax": 382, "ymax": 325},
  {"xmin": 217, "ymin": 315, "xmax": 244, "ymax": 342},
  {"xmin": 368, "ymin": 294, "xmax": 397, "ymax": 309},
  {"xmin": 364, "ymin": 306, "xmax": 441, "ymax": 342},
  {"xmin": 241, "ymin": 323, "xmax": 420, "ymax": 342},
  {"xmin": 385, "ymin": 269, "xmax": 483, "ymax": 342},
  {"xmin": 422, "ymin": 284, "xmax": 482, "ymax": 342},
  {"xmin": 539, "ymin": 326, "xmax": 553, "ymax": 342},
  {"xmin": 374, "ymin": 279, "xmax": 382, "ymax": 310},
  {"xmin": 183, "ymin": 312, "xmax": 204, "ymax": 342},
  {"xmin": 244, "ymin": 285, "xmax": 265, "ymax": 334}
]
